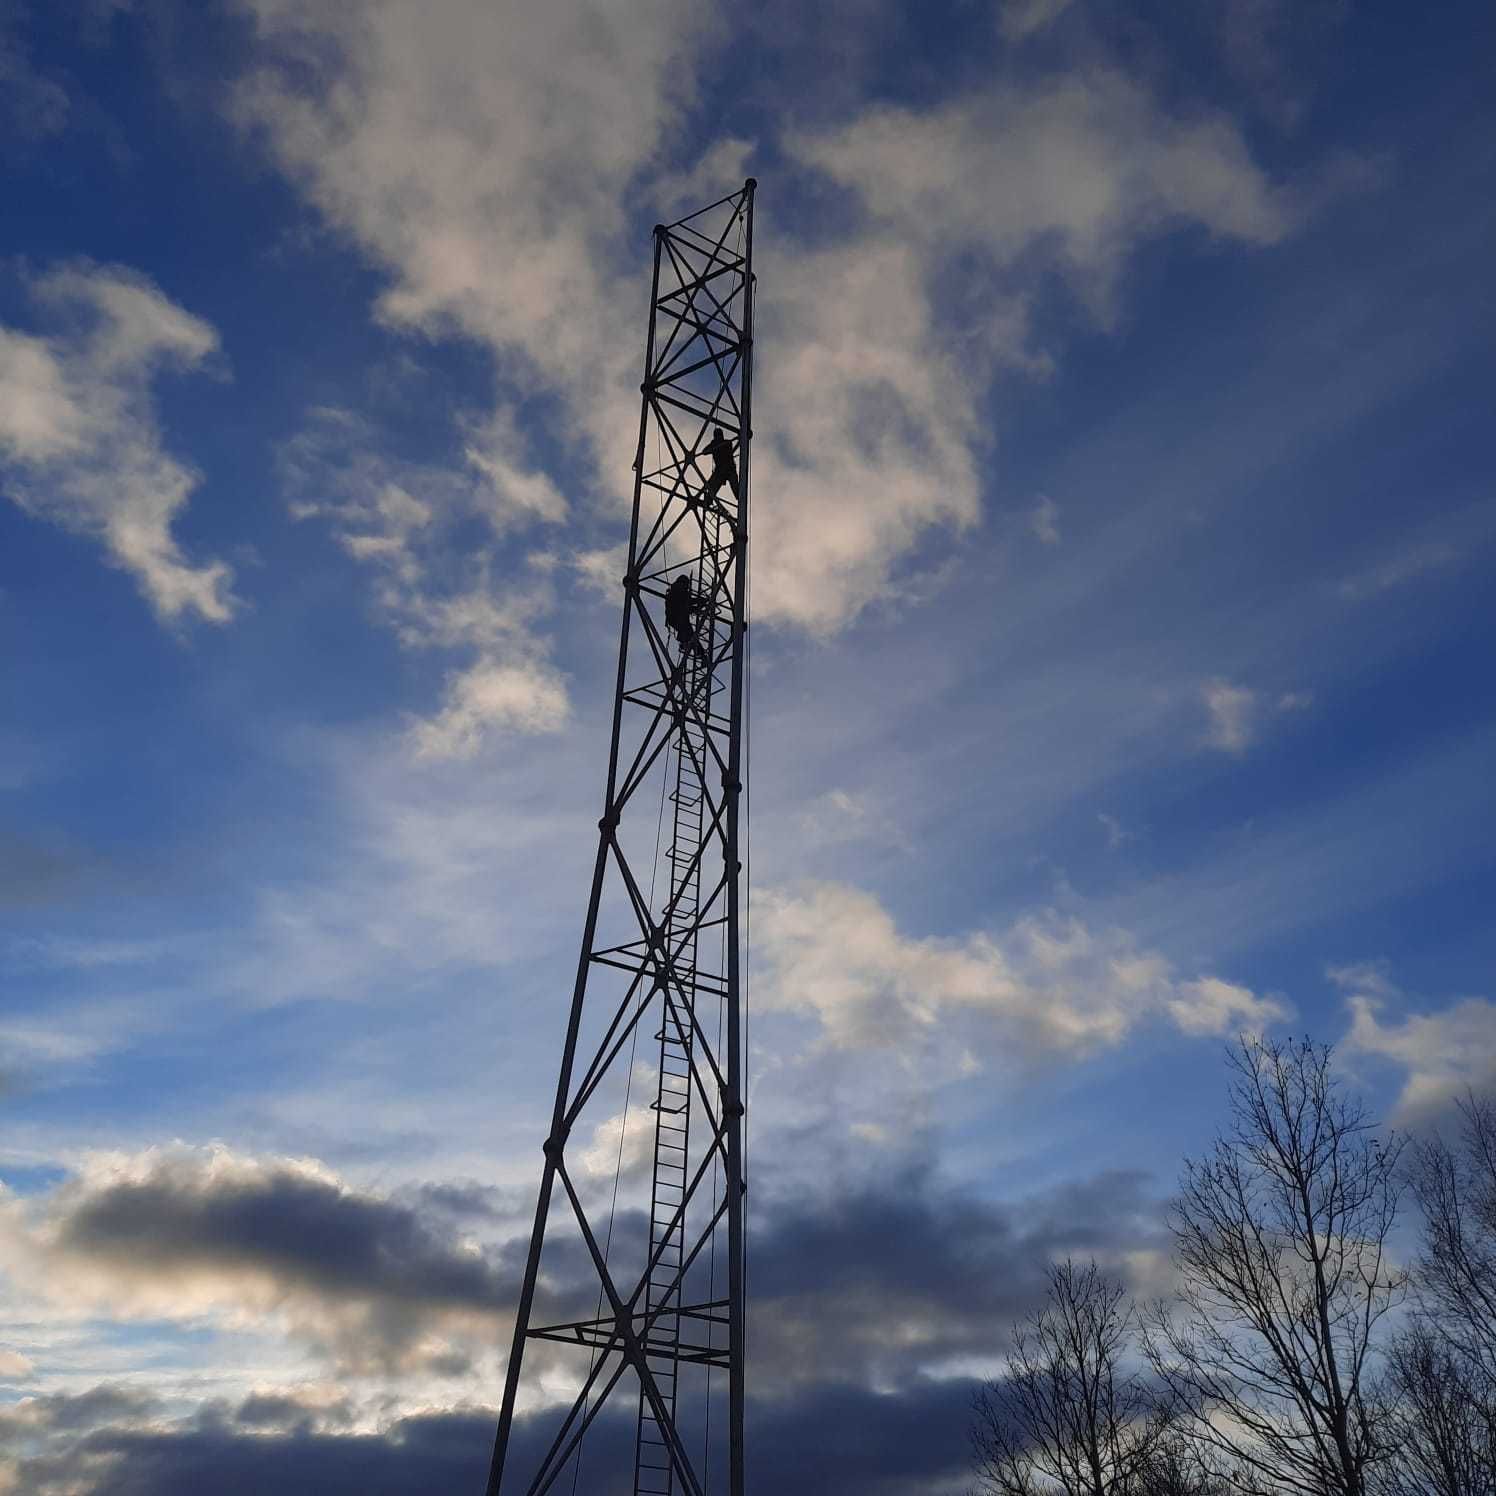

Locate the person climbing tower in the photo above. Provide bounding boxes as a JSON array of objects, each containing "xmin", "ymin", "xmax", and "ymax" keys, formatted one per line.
[
  {"xmin": 664, "ymin": 573, "xmax": 704, "ymax": 662},
  {"xmin": 701, "ymin": 425, "xmax": 739, "ymax": 503}
]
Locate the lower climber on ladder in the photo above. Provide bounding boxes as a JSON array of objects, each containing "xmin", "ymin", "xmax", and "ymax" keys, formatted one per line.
[{"xmin": 665, "ymin": 574, "xmax": 709, "ymax": 666}]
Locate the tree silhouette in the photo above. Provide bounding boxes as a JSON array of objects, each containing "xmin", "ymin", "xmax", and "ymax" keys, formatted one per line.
[
  {"xmin": 1407, "ymin": 1094, "xmax": 1496, "ymax": 1385},
  {"xmin": 1380, "ymin": 1327, "xmax": 1496, "ymax": 1496},
  {"xmin": 1144, "ymin": 1036, "xmax": 1406, "ymax": 1496},
  {"xmin": 974, "ymin": 1258, "xmax": 1173, "ymax": 1496},
  {"xmin": 1383, "ymin": 1093, "xmax": 1496, "ymax": 1496}
]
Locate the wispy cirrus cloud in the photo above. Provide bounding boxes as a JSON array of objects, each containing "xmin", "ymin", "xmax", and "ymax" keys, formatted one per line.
[
  {"xmin": 0, "ymin": 11, "xmax": 69, "ymax": 150},
  {"xmin": 1335, "ymin": 539, "xmax": 1460, "ymax": 601},
  {"xmin": 0, "ymin": 264, "xmax": 234, "ymax": 624},
  {"xmin": 281, "ymin": 407, "xmax": 569, "ymax": 754},
  {"xmin": 998, "ymin": 0, "xmax": 1076, "ymax": 43}
]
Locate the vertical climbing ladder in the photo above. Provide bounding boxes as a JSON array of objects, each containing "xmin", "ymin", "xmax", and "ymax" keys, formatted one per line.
[{"xmin": 634, "ymin": 512, "xmax": 728, "ymax": 1494}]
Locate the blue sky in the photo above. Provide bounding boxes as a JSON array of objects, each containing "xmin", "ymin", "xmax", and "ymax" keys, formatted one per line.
[{"xmin": 2, "ymin": 1, "xmax": 1494, "ymax": 1491}]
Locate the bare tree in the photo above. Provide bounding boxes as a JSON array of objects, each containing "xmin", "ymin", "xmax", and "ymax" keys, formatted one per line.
[
  {"xmin": 1380, "ymin": 1093, "xmax": 1496, "ymax": 1496},
  {"xmin": 1379, "ymin": 1327, "xmax": 1496, "ymax": 1496},
  {"xmin": 1145, "ymin": 1036, "xmax": 1407, "ymax": 1496},
  {"xmin": 974, "ymin": 1258, "xmax": 1172, "ymax": 1496},
  {"xmin": 1407, "ymin": 1094, "xmax": 1496, "ymax": 1385},
  {"xmin": 1133, "ymin": 1432, "xmax": 1266, "ymax": 1496}
]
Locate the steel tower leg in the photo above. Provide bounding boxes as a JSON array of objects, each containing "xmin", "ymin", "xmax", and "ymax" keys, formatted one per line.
[{"xmin": 486, "ymin": 179, "xmax": 756, "ymax": 1496}]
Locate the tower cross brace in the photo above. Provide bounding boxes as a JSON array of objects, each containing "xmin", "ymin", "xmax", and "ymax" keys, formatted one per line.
[{"xmin": 486, "ymin": 179, "xmax": 756, "ymax": 1496}]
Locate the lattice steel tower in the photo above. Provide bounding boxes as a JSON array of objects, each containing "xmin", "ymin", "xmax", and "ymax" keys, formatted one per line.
[{"xmin": 486, "ymin": 181, "xmax": 756, "ymax": 1496}]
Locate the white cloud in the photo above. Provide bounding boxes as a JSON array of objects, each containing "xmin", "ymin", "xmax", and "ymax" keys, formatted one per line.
[
  {"xmin": 233, "ymin": 7, "xmax": 1297, "ymax": 635},
  {"xmin": 411, "ymin": 658, "xmax": 569, "ymax": 759},
  {"xmin": 1201, "ymin": 678, "xmax": 1312, "ymax": 753},
  {"xmin": 568, "ymin": 543, "xmax": 628, "ymax": 598},
  {"xmin": 232, "ymin": 0, "xmax": 717, "ymax": 747},
  {"xmin": 748, "ymin": 233, "xmax": 994, "ymax": 630},
  {"xmin": 0, "ymin": 265, "xmax": 234, "ymax": 624},
  {"xmin": 761, "ymin": 67, "xmax": 1290, "ymax": 628},
  {"xmin": 464, "ymin": 429, "xmax": 568, "ymax": 527},
  {"xmin": 1336, "ymin": 963, "xmax": 1496, "ymax": 1119},
  {"xmin": 280, "ymin": 408, "xmax": 568, "ymax": 753},
  {"xmin": 649, "ymin": 135, "xmax": 756, "ymax": 221},
  {"xmin": 576, "ymin": 1094, "xmax": 658, "ymax": 1182},
  {"xmin": 235, "ymin": 0, "xmax": 714, "ymax": 490},
  {"xmin": 1029, "ymin": 495, "xmax": 1062, "ymax": 544},
  {"xmin": 281, "ymin": 406, "xmax": 563, "ymax": 611},
  {"xmin": 1167, "ymin": 975, "xmax": 1287, "ymax": 1036},
  {"xmin": 790, "ymin": 69, "xmax": 1290, "ymax": 297},
  {"xmin": 754, "ymin": 881, "xmax": 1290, "ymax": 1064},
  {"xmin": 797, "ymin": 788, "xmax": 909, "ymax": 854},
  {"xmin": 1202, "ymin": 678, "xmax": 1259, "ymax": 753}
]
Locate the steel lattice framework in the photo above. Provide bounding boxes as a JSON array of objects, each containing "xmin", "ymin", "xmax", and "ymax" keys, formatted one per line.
[{"xmin": 486, "ymin": 180, "xmax": 755, "ymax": 1496}]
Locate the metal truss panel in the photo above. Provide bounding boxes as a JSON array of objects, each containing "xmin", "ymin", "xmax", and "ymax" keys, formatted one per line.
[{"xmin": 486, "ymin": 181, "xmax": 755, "ymax": 1496}]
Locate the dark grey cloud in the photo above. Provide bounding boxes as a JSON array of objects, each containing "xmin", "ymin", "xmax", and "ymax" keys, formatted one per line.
[
  {"xmin": 3, "ymin": 1383, "xmax": 980, "ymax": 1496},
  {"xmin": 31, "ymin": 1150, "xmax": 619, "ymax": 1374},
  {"xmin": 59, "ymin": 1160, "xmax": 514, "ymax": 1314},
  {"xmin": 3, "ymin": 1393, "xmax": 635, "ymax": 1496},
  {"xmin": 231, "ymin": 1391, "xmax": 355, "ymax": 1433},
  {"xmin": 8, "ymin": 1407, "xmax": 497, "ymax": 1496},
  {"xmin": 21, "ymin": 1149, "xmax": 1166, "ymax": 1472},
  {"xmin": 0, "ymin": 1383, "xmax": 157, "ymax": 1438},
  {"xmin": 26, "ymin": 1143, "xmax": 1168, "ymax": 1387},
  {"xmin": 751, "ymin": 1376, "xmax": 978, "ymax": 1494},
  {"xmin": 9, "ymin": 1158, "xmax": 1164, "ymax": 1494},
  {"xmin": 748, "ymin": 1166, "xmax": 1166, "ymax": 1381},
  {"xmin": 395, "ymin": 1177, "xmax": 525, "ymax": 1225},
  {"xmin": 39, "ymin": 1154, "xmax": 551, "ymax": 1371}
]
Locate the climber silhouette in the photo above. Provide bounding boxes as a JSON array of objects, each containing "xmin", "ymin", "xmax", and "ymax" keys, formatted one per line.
[
  {"xmin": 701, "ymin": 426, "xmax": 739, "ymax": 503},
  {"xmin": 664, "ymin": 574, "xmax": 707, "ymax": 664}
]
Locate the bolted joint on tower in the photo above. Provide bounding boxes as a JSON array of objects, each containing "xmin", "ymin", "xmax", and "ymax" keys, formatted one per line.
[{"xmin": 486, "ymin": 179, "xmax": 756, "ymax": 1496}]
